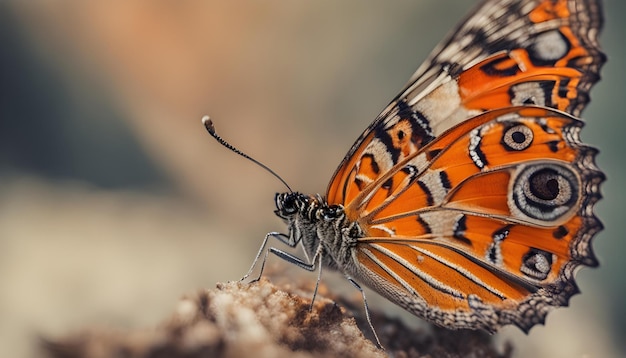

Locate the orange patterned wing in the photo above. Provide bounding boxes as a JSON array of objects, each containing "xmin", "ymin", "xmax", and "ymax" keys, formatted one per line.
[
  {"xmin": 326, "ymin": 0, "xmax": 604, "ymax": 210},
  {"xmin": 324, "ymin": 0, "xmax": 604, "ymax": 332},
  {"xmin": 351, "ymin": 106, "xmax": 604, "ymax": 331}
]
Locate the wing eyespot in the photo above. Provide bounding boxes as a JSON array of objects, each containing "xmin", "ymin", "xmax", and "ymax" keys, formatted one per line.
[
  {"xmin": 502, "ymin": 123, "xmax": 534, "ymax": 151},
  {"xmin": 511, "ymin": 163, "xmax": 579, "ymax": 222}
]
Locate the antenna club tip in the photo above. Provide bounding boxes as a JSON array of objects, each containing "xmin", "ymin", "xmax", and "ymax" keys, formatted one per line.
[{"xmin": 201, "ymin": 115, "xmax": 215, "ymax": 133}]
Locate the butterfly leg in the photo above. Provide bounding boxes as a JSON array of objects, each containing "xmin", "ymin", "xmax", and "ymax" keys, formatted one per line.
[
  {"xmin": 272, "ymin": 244, "xmax": 324, "ymax": 311},
  {"xmin": 245, "ymin": 238, "xmax": 327, "ymax": 311},
  {"xmin": 241, "ymin": 231, "xmax": 296, "ymax": 281},
  {"xmin": 346, "ymin": 277, "xmax": 383, "ymax": 350}
]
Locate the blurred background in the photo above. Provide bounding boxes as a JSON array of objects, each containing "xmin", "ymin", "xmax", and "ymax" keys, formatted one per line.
[{"xmin": 1, "ymin": 1, "xmax": 623, "ymax": 357}]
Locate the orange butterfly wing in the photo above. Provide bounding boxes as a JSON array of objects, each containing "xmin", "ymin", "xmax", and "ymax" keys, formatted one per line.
[
  {"xmin": 327, "ymin": 0, "xmax": 604, "ymax": 209},
  {"xmin": 352, "ymin": 107, "xmax": 603, "ymax": 331},
  {"xmin": 326, "ymin": 0, "xmax": 604, "ymax": 331}
]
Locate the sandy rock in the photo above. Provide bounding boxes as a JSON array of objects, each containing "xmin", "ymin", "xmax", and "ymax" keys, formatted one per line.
[{"xmin": 42, "ymin": 279, "xmax": 511, "ymax": 358}]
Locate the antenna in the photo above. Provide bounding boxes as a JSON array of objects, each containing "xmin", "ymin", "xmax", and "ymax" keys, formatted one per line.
[{"xmin": 202, "ymin": 115, "xmax": 293, "ymax": 193}]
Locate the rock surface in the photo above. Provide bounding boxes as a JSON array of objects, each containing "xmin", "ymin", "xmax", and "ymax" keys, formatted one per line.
[{"xmin": 42, "ymin": 279, "xmax": 511, "ymax": 358}]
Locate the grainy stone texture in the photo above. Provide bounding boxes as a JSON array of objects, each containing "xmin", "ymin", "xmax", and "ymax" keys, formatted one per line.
[{"xmin": 42, "ymin": 279, "xmax": 511, "ymax": 358}]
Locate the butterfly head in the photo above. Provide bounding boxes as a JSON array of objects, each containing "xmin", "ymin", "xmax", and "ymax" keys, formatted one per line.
[
  {"xmin": 274, "ymin": 192, "xmax": 348, "ymax": 237},
  {"xmin": 274, "ymin": 192, "xmax": 310, "ymax": 221},
  {"xmin": 274, "ymin": 192, "xmax": 345, "ymax": 223}
]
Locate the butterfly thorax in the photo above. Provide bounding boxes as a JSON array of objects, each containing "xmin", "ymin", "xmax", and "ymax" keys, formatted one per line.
[{"xmin": 275, "ymin": 192, "xmax": 364, "ymax": 271}]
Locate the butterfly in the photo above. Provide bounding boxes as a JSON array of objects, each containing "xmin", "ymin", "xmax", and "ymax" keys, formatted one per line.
[{"xmin": 205, "ymin": 0, "xmax": 605, "ymax": 345}]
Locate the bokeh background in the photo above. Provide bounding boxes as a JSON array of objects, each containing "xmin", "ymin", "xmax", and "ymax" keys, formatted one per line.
[{"xmin": 1, "ymin": 1, "xmax": 624, "ymax": 357}]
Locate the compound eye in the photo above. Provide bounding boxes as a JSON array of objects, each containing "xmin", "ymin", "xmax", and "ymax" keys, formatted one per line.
[{"xmin": 278, "ymin": 193, "xmax": 298, "ymax": 215}]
